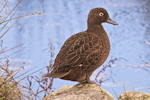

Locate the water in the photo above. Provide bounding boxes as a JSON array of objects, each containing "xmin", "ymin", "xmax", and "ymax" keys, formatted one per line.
[{"xmin": 1, "ymin": 0, "xmax": 150, "ymax": 99}]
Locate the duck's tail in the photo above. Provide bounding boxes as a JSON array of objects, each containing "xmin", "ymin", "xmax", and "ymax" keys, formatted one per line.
[{"xmin": 45, "ymin": 68, "xmax": 71, "ymax": 78}]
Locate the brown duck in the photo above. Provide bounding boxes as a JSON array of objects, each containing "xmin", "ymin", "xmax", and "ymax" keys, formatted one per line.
[{"xmin": 45, "ymin": 8, "xmax": 118, "ymax": 83}]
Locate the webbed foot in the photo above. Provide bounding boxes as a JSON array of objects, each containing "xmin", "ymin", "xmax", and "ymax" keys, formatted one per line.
[{"xmin": 80, "ymin": 80, "xmax": 96, "ymax": 84}]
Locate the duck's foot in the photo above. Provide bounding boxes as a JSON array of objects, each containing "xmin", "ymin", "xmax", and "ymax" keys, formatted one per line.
[
  {"xmin": 80, "ymin": 80, "xmax": 96, "ymax": 84},
  {"xmin": 86, "ymin": 80, "xmax": 96, "ymax": 84}
]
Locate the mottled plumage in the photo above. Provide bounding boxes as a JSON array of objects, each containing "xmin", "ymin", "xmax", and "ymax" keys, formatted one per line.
[{"xmin": 45, "ymin": 8, "xmax": 118, "ymax": 83}]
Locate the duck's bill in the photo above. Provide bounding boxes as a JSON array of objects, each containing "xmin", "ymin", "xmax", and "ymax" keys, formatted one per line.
[{"xmin": 106, "ymin": 17, "xmax": 118, "ymax": 25}]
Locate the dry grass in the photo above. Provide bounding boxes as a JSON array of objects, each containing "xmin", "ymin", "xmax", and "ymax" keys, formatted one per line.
[
  {"xmin": 0, "ymin": 0, "xmax": 48, "ymax": 99},
  {"xmin": 0, "ymin": 60, "xmax": 34, "ymax": 100},
  {"xmin": 0, "ymin": 1, "xmax": 32, "ymax": 99}
]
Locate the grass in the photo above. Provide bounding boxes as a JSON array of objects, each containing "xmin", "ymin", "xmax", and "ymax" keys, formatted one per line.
[{"xmin": 0, "ymin": 0, "xmax": 51, "ymax": 99}]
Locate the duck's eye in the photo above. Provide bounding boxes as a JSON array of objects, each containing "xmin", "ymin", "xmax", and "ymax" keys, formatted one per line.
[{"xmin": 99, "ymin": 12, "xmax": 104, "ymax": 16}]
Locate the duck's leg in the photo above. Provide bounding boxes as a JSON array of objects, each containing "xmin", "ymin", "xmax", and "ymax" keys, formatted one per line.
[
  {"xmin": 80, "ymin": 72, "xmax": 96, "ymax": 84},
  {"xmin": 86, "ymin": 72, "xmax": 96, "ymax": 84},
  {"xmin": 86, "ymin": 72, "xmax": 91, "ymax": 83}
]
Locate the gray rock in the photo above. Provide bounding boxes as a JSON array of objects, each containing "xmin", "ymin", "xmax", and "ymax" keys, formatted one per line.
[{"xmin": 42, "ymin": 83, "xmax": 115, "ymax": 100}]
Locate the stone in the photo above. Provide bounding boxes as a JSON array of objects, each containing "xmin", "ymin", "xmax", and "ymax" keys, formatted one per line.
[
  {"xmin": 42, "ymin": 83, "xmax": 115, "ymax": 100},
  {"xmin": 118, "ymin": 91, "xmax": 150, "ymax": 100}
]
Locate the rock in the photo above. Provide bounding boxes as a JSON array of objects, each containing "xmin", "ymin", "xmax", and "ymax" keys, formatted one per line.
[
  {"xmin": 42, "ymin": 83, "xmax": 115, "ymax": 100},
  {"xmin": 118, "ymin": 91, "xmax": 150, "ymax": 100}
]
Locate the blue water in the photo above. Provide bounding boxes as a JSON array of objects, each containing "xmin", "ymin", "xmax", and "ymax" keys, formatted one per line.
[{"xmin": 1, "ymin": 0, "xmax": 150, "ymax": 99}]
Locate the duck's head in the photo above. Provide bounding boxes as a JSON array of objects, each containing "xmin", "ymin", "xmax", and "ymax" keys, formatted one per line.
[{"xmin": 87, "ymin": 8, "xmax": 118, "ymax": 25}]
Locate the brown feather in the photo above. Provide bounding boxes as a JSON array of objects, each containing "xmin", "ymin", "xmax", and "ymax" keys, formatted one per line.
[{"xmin": 45, "ymin": 8, "xmax": 118, "ymax": 83}]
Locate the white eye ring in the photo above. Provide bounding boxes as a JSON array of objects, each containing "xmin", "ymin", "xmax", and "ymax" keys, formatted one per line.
[{"xmin": 99, "ymin": 12, "xmax": 104, "ymax": 16}]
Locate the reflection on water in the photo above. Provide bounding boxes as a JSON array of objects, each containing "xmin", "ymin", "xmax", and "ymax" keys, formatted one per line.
[{"xmin": 3, "ymin": 0, "xmax": 150, "ymax": 98}]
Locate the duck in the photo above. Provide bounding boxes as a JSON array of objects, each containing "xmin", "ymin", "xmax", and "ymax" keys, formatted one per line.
[{"xmin": 45, "ymin": 8, "xmax": 118, "ymax": 83}]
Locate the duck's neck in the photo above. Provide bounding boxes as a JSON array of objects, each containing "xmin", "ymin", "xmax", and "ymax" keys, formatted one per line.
[{"xmin": 86, "ymin": 24, "xmax": 106, "ymax": 36}]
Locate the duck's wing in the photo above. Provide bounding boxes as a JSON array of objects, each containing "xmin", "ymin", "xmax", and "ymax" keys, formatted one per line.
[
  {"xmin": 57, "ymin": 33, "xmax": 99, "ymax": 68},
  {"xmin": 53, "ymin": 32, "xmax": 84, "ymax": 67},
  {"xmin": 46, "ymin": 32, "xmax": 99, "ymax": 78},
  {"xmin": 45, "ymin": 32, "xmax": 84, "ymax": 78}
]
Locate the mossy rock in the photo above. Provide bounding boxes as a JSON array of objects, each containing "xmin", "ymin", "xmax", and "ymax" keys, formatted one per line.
[{"xmin": 118, "ymin": 91, "xmax": 150, "ymax": 100}]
